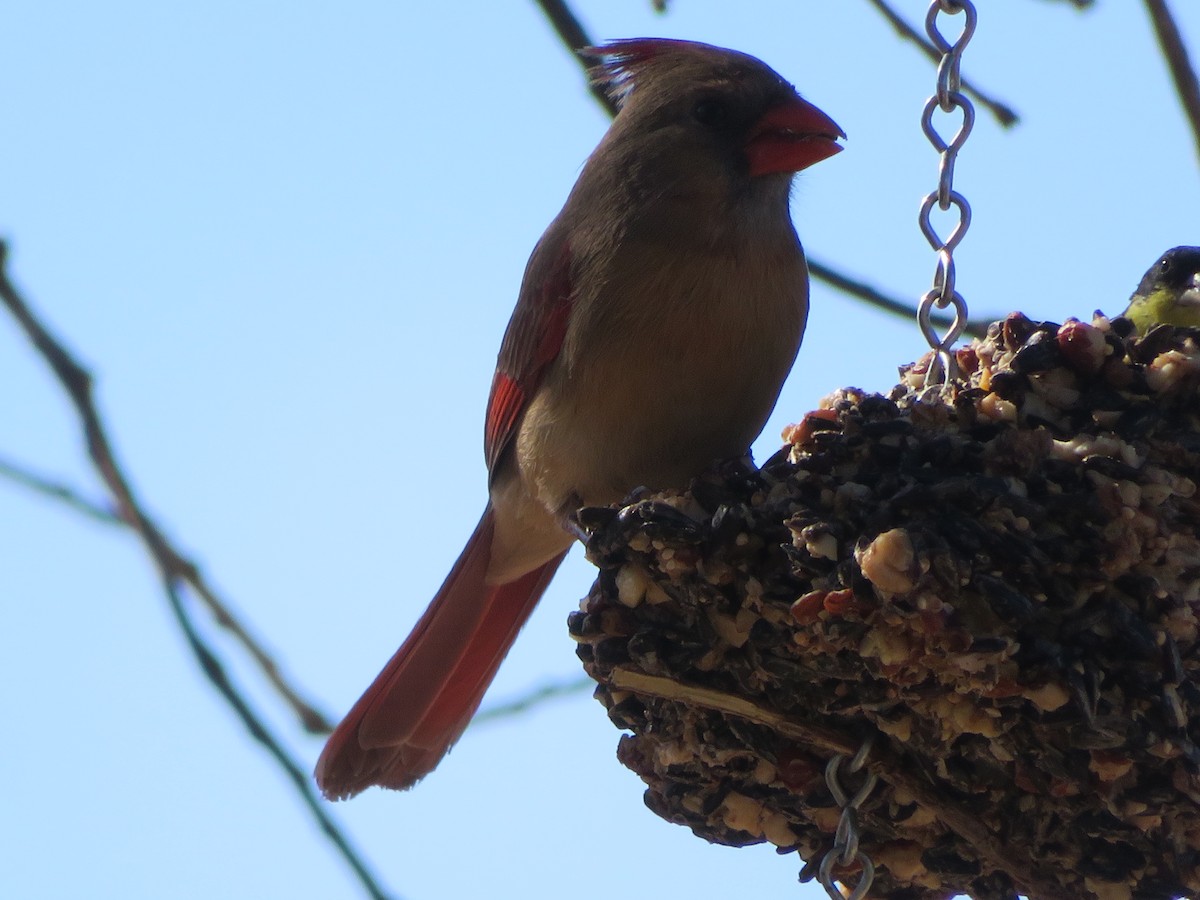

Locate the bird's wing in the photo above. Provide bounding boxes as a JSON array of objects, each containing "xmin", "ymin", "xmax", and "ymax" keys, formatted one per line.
[{"xmin": 485, "ymin": 234, "xmax": 573, "ymax": 479}]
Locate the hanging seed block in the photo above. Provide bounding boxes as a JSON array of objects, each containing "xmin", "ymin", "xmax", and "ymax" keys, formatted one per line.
[{"xmin": 569, "ymin": 314, "xmax": 1200, "ymax": 900}]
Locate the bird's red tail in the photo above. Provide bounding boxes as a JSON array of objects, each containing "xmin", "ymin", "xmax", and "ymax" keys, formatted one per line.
[{"xmin": 315, "ymin": 506, "xmax": 566, "ymax": 799}]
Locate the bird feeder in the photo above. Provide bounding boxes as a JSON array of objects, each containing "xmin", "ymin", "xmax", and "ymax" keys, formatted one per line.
[{"xmin": 570, "ymin": 313, "xmax": 1200, "ymax": 899}]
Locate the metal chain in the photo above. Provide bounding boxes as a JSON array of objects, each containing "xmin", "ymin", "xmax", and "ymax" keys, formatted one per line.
[
  {"xmin": 816, "ymin": 735, "xmax": 879, "ymax": 900},
  {"xmin": 917, "ymin": 0, "xmax": 977, "ymax": 386}
]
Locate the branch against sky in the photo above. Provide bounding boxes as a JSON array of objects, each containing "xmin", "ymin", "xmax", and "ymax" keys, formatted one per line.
[
  {"xmin": 1144, "ymin": 0, "xmax": 1200, "ymax": 171},
  {"xmin": 533, "ymin": 0, "xmax": 619, "ymax": 116},
  {"xmin": 0, "ymin": 241, "xmax": 394, "ymax": 900},
  {"xmin": 863, "ymin": 0, "xmax": 1019, "ymax": 128}
]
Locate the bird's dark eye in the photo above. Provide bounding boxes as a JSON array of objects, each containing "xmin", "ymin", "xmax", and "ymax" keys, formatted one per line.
[
  {"xmin": 692, "ymin": 98, "xmax": 728, "ymax": 128},
  {"xmin": 1161, "ymin": 257, "xmax": 1175, "ymax": 277}
]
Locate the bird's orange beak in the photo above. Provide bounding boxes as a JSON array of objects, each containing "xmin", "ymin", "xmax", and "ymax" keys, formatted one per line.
[{"xmin": 745, "ymin": 97, "xmax": 844, "ymax": 177}]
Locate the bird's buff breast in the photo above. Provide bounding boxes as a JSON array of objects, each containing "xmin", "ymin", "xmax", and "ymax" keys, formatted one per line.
[{"xmin": 516, "ymin": 254, "xmax": 807, "ymax": 515}]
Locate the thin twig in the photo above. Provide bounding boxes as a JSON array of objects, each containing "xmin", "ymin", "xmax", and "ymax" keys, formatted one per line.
[
  {"xmin": 161, "ymin": 573, "xmax": 396, "ymax": 900},
  {"xmin": 0, "ymin": 453, "xmax": 119, "ymax": 523},
  {"xmin": 1143, "ymin": 0, "xmax": 1200, "ymax": 169},
  {"xmin": 472, "ymin": 676, "xmax": 593, "ymax": 725},
  {"xmin": 808, "ymin": 256, "xmax": 992, "ymax": 341},
  {"xmin": 180, "ymin": 561, "xmax": 333, "ymax": 733},
  {"xmin": 864, "ymin": 0, "xmax": 1019, "ymax": 128},
  {"xmin": 0, "ymin": 450, "xmax": 331, "ymax": 732},
  {"xmin": 0, "ymin": 242, "xmax": 391, "ymax": 897},
  {"xmin": 609, "ymin": 667, "xmax": 1067, "ymax": 900},
  {"xmin": 532, "ymin": 0, "xmax": 618, "ymax": 116}
]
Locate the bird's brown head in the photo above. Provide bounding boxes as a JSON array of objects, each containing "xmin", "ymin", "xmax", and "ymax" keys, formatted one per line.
[{"xmin": 584, "ymin": 38, "xmax": 844, "ymax": 194}]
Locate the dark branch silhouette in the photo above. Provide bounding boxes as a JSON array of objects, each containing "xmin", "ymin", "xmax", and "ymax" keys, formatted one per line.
[
  {"xmin": 533, "ymin": 0, "xmax": 619, "ymax": 116},
  {"xmin": 0, "ymin": 450, "xmax": 335, "ymax": 735},
  {"xmin": 863, "ymin": 0, "xmax": 1019, "ymax": 128},
  {"xmin": 0, "ymin": 277, "xmax": 333, "ymax": 735},
  {"xmin": 1143, "ymin": 0, "xmax": 1200, "ymax": 170},
  {"xmin": 473, "ymin": 676, "xmax": 593, "ymax": 724},
  {"xmin": 808, "ymin": 258, "xmax": 990, "ymax": 341},
  {"xmin": 0, "ymin": 241, "xmax": 392, "ymax": 900},
  {"xmin": 0, "ymin": 453, "xmax": 119, "ymax": 524}
]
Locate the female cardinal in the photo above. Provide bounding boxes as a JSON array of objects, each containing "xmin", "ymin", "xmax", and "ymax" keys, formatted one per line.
[{"xmin": 316, "ymin": 38, "xmax": 843, "ymax": 799}]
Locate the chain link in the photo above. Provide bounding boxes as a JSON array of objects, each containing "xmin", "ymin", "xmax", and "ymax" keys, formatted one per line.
[
  {"xmin": 917, "ymin": 0, "xmax": 977, "ymax": 386},
  {"xmin": 816, "ymin": 9, "xmax": 979, "ymax": 893},
  {"xmin": 816, "ymin": 736, "xmax": 879, "ymax": 900}
]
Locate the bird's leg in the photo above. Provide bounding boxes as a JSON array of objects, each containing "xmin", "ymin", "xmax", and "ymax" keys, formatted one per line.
[{"xmin": 558, "ymin": 492, "xmax": 591, "ymax": 542}]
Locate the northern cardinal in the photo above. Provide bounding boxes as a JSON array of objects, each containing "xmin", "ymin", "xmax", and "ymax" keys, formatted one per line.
[{"xmin": 316, "ymin": 38, "xmax": 843, "ymax": 799}]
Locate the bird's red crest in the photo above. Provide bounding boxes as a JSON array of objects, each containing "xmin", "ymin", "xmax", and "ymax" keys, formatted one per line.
[{"xmin": 584, "ymin": 38, "xmax": 695, "ymax": 107}]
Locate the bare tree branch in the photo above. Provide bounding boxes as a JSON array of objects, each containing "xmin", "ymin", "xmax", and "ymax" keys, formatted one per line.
[
  {"xmin": 472, "ymin": 676, "xmax": 593, "ymax": 725},
  {"xmin": 808, "ymin": 257, "xmax": 991, "ymax": 341},
  {"xmin": 532, "ymin": 0, "xmax": 618, "ymax": 116},
  {"xmin": 863, "ymin": 0, "xmax": 1019, "ymax": 128},
  {"xmin": 0, "ymin": 445, "xmax": 333, "ymax": 733},
  {"xmin": 160, "ymin": 571, "xmax": 396, "ymax": 900},
  {"xmin": 0, "ymin": 241, "xmax": 394, "ymax": 900},
  {"xmin": 0, "ymin": 453, "xmax": 119, "ymax": 523},
  {"xmin": 1143, "ymin": 0, "xmax": 1200, "ymax": 170}
]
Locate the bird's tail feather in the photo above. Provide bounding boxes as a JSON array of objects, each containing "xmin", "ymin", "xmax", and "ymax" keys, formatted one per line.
[{"xmin": 315, "ymin": 506, "xmax": 566, "ymax": 799}]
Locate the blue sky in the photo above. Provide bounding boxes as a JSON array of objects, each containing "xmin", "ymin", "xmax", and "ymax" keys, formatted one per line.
[{"xmin": 3, "ymin": 3, "xmax": 1199, "ymax": 898}]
